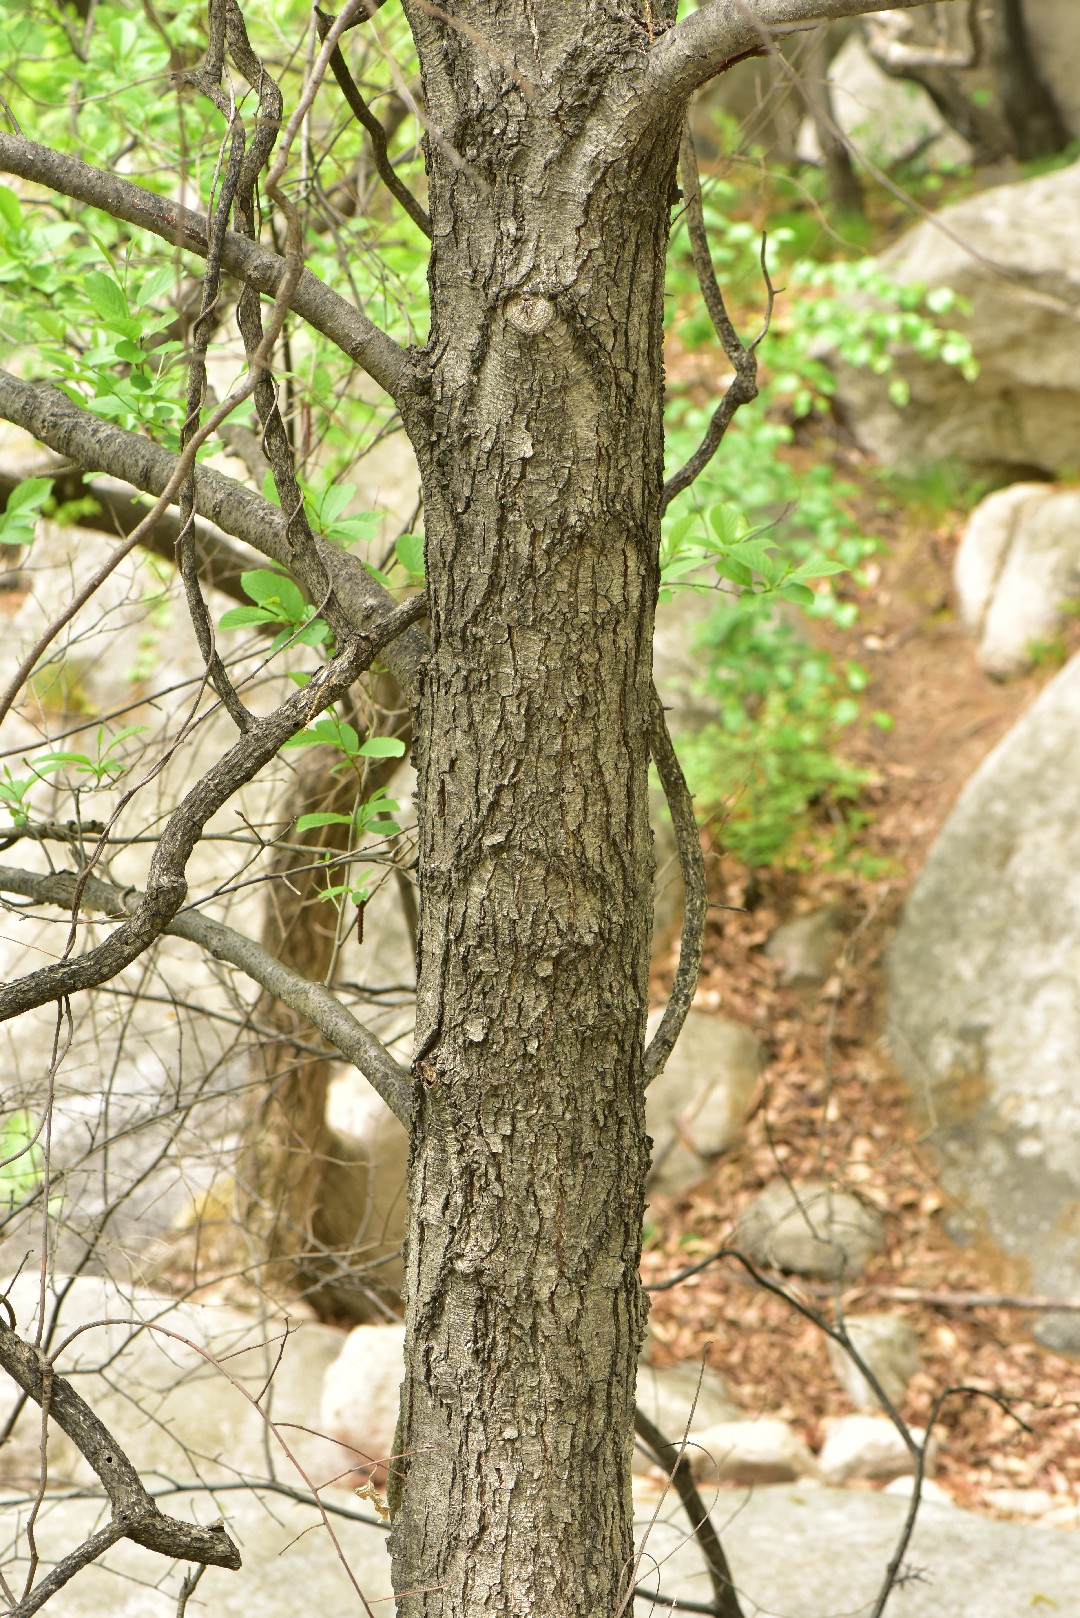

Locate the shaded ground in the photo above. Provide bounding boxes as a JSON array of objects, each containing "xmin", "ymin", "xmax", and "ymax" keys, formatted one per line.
[{"xmin": 645, "ymin": 447, "xmax": 1080, "ymax": 1521}]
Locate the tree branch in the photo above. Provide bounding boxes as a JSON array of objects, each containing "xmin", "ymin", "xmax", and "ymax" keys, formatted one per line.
[
  {"xmin": 661, "ymin": 126, "xmax": 771, "ymax": 514},
  {"xmin": 0, "ymin": 863, "xmax": 413, "ymax": 1124},
  {"xmin": 633, "ymin": 1406, "xmax": 744, "ymax": 1618},
  {"xmin": 314, "ymin": 6, "xmax": 432, "ymax": 238},
  {"xmin": 0, "ymin": 1321, "xmax": 242, "ymax": 1584},
  {"xmin": 643, "ymin": 692, "xmax": 707, "ymax": 1088},
  {"xmin": 0, "ymin": 132, "xmax": 410, "ymax": 402},
  {"xmin": 0, "ymin": 594, "xmax": 425, "ymax": 1027},
  {"xmin": 0, "ymin": 462, "xmax": 252, "ymax": 603},
  {"xmin": 644, "ymin": 0, "xmax": 964, "ymax": 106},
  {"xmin": 0, "ymin": 373, "xmax": 426, "ymax": 705}
]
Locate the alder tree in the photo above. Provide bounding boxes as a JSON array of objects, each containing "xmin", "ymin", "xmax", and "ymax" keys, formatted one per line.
[{"xmin": 0, "ymin": 0, "xmax": 958, "ymax": 1613}]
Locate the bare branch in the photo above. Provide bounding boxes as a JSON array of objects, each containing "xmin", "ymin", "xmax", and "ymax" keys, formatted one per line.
[
  {"xmin": 643, "ymin": 0, "xmax": 965, "ymax": 107},
  {"xmin": 661, "ymin": 125, "xmax": 771, "ymax": 514},
  {"xmin": 0, "ymin": 1321, "xmax": 242, "ymax": 1583},
  {"xmin": 0, "ymin": 864, "xmax": 413, "ymax": 1124},
  {"xmin": 633, "ymin": 1406, "xmax": 744, "ymax": 1618},
  {"xmin": 0, "ymin": 373, "xmax": 426, "ymax": 704},
  {"xmin": 643, "ymin": 693, "xmax": 707, "ymax": 1088},
  {"xmin": 0, "ymin": 593, "xmax": 425, "ymax": 1025},
  {"xmin": 8, "ymin": 1518, "xmax": 129, "ymax": 1618},
  {"xmin": 864, "ymin": 0, "xmax": 980, "ymax": 70},
  {"xmin": 0, "ymin": 132, "xmax": 410, "ymax": 401},
  {"xmin": 314, "ymin": 6, "xmax": 432, "ymax": 238}
]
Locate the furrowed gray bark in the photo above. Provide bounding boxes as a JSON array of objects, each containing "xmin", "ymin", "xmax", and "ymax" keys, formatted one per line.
[{"xmin": 385, "ymin": 8, "xmax": 684, "ymax": 1614}]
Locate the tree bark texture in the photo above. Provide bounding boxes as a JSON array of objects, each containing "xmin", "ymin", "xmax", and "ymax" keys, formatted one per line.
[{"xmin": 388, "ymin": 10, "xmax": 682, "ymax": 1615}]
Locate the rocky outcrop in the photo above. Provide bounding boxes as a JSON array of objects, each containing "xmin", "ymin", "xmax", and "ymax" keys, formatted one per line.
[
  {"xmin": 888, "ymin": 651, "xmax": 1080, "ymax": 1351},
  {"xmin": 818, "ymin": 1414, "xmax": 934, "ymax": 1483},
  {"xmin": 735, "ymin": 1178, "xmax": 886, "ymax": 1281},
  {"xmin": 645, "ymin": 1010, "xmax": 761, "ymax": 1194},
  {"xmin": 956, "ymin": 483, "xmax": 1080, "ymax": 678},
  {"xmin": 826, "ymin": 1314, "xmax": 923, "ymax": 1410},
  {"xmin": 832, "ymin": 160, "xmax": 1080, "ymax": 477}
]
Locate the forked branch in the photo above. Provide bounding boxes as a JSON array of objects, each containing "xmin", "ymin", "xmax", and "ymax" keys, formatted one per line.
[
  {"xmin": 0, "ymin": 1320, "xmax": 242, "ymax": 1614},
  {"xmin": 661, "ymin": 125, "xmax": 773, "ymax": 514},
  {"xmin": 643, "ymin": 0, "xmax": 967, "ymax": 107},
  {"xmin": 0, "ymin": 372, "xmax": 426, "ymax": 703},
  {"xmin": 0, "ymin": 133, "xmax": 409, "ymax": 400},
  {"xmin": 0, "ymin": 594, "xmax": 425, "ymax": 1024},
  {"xmin": 0, "ymin": 864, "xmax": 413, "ymax": 1122}
]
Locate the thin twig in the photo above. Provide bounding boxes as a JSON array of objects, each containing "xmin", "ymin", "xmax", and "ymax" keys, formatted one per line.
[
  {"xmin": 661, "ymin": 125, "xmax": 773, "ymax": 514},
  {"xmin": 643, "ymin": 692, "xmax": 707, "ymax": 1087},
  {"xmin": 314, "ymin": 7, "xmax": 431, "ymax": 237}
]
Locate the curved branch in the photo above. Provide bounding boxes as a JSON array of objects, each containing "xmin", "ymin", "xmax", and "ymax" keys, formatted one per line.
[
  {"xmin": 643, "ymin": 692, "xmax": 706, "ymax": 1088},
  {"xmin": 0, "ymin": 594, "xmax": 424, "ymax": 1028},
  {"xmin": 314, "ymin": 7, "xmax": 432, "ymax": 238},
  {"xmin": 0, "ymin": 864, "xmax": 413, "ymax": 1124},
  {"xmin": 661, "ymin": 126, "xmax": 770, "ymax": 514},
  {"xmin": 0, "ymin": 132, "xmax": 409, "ymax": 401},
  {"xmin": 633, "ymin": 1405, "xmax": 744, "ymax": 1618},
  {"xmin": 864, "ymin": 0, "xmax": 980, "ymax": 70},
  {"xmin": 0, "ymin": 1321, "xmax": 242, "ymax": 1580},
  {"xmin": 643, "ymin": 0, "xmax": 966, "ymax": 108},
  {"xmin": 0, "ymin": 373, "xmax": 426, "ymax": 705}
]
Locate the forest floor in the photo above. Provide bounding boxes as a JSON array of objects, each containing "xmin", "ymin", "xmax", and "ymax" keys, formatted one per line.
[{"xmin": 644, "ymin": 438, "xmax": 1080, "ymax": 1522}]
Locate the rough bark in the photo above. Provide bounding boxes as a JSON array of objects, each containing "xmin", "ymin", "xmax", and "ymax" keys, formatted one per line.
[{"xmin": 386, "ymin": 11, "xmax": 682, "ymax": 1615}]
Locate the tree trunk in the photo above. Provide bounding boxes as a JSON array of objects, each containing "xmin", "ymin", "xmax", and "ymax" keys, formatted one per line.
[
  {"xmin": 387, "ymin": 13, "xmax": 682, "ymax": 1614},
  {"xmin": 243, "ymin": 682, "xmax": 411, "ymax": 1319},
  {"xmin": 988, "ymin": 0, "xmax": 1068, "ymax": 160}
]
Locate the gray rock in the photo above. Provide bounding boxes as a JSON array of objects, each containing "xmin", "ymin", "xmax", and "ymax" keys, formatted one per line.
[
  {"xmin": 826, "ymin": 1313, "xmax": 922, "ymax": 1410},
  {"xmin": 831, "ymin": 160, "xmax": 1080, "ymax": 477},
  {"xmin": 645, "ymin": 1010, "xmax": 761, "ymax": 1194},
  {"xmin": 0, "ymin": 1488, "xmax": 393, "ymax": 1617},
  {"xmin": 321, "ymin": 1069, "xmax": 411, "ymax": 1321},
  {"xmin": 634, "ymin": 1361, "xmax": 743, "ymax": 1475},
  {"xmin": 797, "ymin": 33, "xmax": 972, "ymax": 170},
  {"xmin": 818, "ymin": 1414, "xmax": 935, "ymax": 1484},
  {"xmin": 689, "ymin": 1418, "xmax": 819, "ymax": 1486},
  {"xmin": 956, "ymin": 484, "xmax": 1080, "ymax": 678},
  {"xmin": 735, "ymin": 1178, "xmax": 885, "ymax": 1280},
  {"xmin": 0, "ymin": 1276, "xmax": 351, "ymax": 1493},
  {"xmin": 887, "ymin": 652, "xmax": 1080, "ymax": 1350},
  {"xmin": 764, "ymin": 905, "xmax": 843, "ymax": 988},
  {"xmin": 632, "ymin": 1476, "xmax": 1080, "ymax": 1617},
  {"xmin": 321, "ymin": 1323, "xmax": 406, "ymax": 1473}
]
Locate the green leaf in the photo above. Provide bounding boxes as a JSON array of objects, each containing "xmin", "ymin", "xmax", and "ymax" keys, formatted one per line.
[
  {"xmin": 707, "ymin": 501, "xmax": 749, "ymax": 547},
  {"xmin": 6, "ymin": 477, "xmax": 52, "ymax": 515},
  {"xmin": 395, "ymin": 532, "xmax": 425, "ymax": 578},
  {"xmin": 358, "ymin": 736, "xmax": 406, "ymax": 759},
  {"xmin": 295, "ymin": 811, "xmax": 354, "ymax": 831},
  {"xmin": 83, "ymin": 270, "xmax": 129, "ymax": 326},
  {"xmin": 0, "ymin": 185, "xmax": 21, "ymax": 233},
  {"xmin": 283, "ymin": 716, "xmax": 361, "ymax": 757},
  {"xmin": 715, "ymin": 556, "xmax": 754, "ymax": 589},
  {"xmin": 777, "ymin": 583, "xmax": 816, "ymax": 607},
  {"xmin": 240, "ymin": 569, "xmax": 307, "ymax": 622},
  {"xmin": 731, "ymin": 539, "xmax": 780, "ymax": 579},
  {"xmin": 364, "ymin": 815, "xmax": 402, "ymax": 836},
  {"xmin": 219, "ymin": 604, "xmax": 275, "ymax": 629},
  {"xmin": 316, "ymin": 483, "xmax": 354, "ymax": 528}
]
